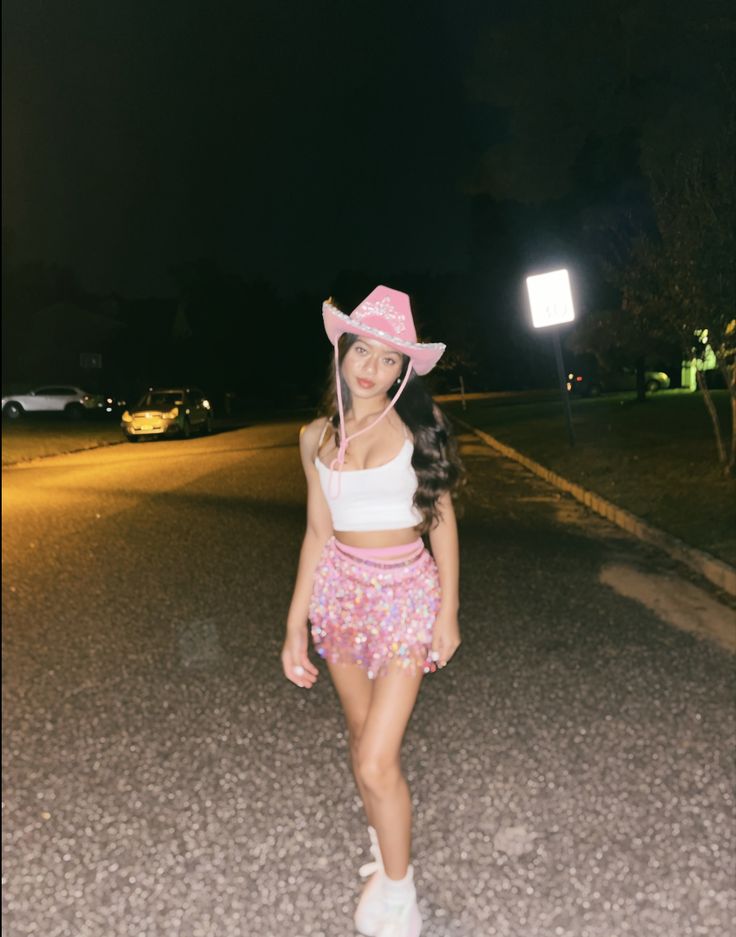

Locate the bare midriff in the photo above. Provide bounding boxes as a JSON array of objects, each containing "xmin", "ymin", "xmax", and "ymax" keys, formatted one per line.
[{"xmin": 335, "ymin": 528, "xmax": 422, "ymax": 561}]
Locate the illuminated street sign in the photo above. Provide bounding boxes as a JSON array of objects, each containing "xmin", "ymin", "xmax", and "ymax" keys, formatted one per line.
[{"xmin": 526, "ymin": 269, "xmax": 575, "ymax": 329}]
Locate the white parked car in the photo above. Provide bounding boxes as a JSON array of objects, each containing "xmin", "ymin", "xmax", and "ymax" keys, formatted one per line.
[
  {"xmin": 120, "ymin": 387, "xmax": 214, "ymax": 440},
  {"xmin": 1, "ymin": 385, "xmax": 106, "ymax": 420}
]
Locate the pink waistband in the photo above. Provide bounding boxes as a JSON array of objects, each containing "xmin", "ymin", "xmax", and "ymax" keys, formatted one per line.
[{"xmin": 334, "ymin": 538, "xmax": 423, "ymax": 561}]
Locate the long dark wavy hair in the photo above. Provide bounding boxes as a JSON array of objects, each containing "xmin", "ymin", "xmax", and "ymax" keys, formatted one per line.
[{"xmin": 319, "ymin": 332, "xmax": 465, "ymax": 533}]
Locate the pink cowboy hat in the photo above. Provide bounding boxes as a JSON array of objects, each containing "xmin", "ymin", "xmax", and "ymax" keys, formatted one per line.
[{"xmin": 322, "ymin": 285, "xmax": 445, "ymax": 376}]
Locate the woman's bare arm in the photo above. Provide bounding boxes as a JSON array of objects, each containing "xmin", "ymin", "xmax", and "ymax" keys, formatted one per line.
[
  {"xmin": 428, "ymin": 491, "xmax": 461, "ymax": 667},
  {"xmin": 282, "ymin": 420, "xmax": 334, "ymax": 687}
]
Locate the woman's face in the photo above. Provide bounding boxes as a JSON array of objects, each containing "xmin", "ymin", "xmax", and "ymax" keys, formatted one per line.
[{"xmin": 341, "ymin": 337, "xmax": 404, "ymax": 400}]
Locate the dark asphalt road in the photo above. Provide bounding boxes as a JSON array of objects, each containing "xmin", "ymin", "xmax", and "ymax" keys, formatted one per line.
[{"xmin": 2, "ymin": 424, "xmax": 734, "ymax": 937}]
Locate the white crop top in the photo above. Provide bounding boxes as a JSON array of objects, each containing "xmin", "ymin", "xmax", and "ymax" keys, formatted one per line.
[{"xmin": 315, "ymin": 428, "xmax": 422, "ymax": 532}]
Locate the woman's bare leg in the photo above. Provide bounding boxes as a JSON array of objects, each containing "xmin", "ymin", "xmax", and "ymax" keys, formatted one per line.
[
  {"xmin": 326, "ymin": 661, "xmax": 376, "ymax": 825},
  {"xmin": 355, "ymin": 667, "xmax": 424, "ymax": 879}
]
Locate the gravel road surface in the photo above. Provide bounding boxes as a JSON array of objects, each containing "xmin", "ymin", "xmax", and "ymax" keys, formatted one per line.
[{"xmin": 3, "ymin": 423, "xmax": 734, "ymax": 937}]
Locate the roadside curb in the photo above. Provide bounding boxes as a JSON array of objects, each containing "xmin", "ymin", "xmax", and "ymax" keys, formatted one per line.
[
  {"xmin": 462, "ymin": 421, "xmax": 736, "ymax": 599},
  {"xmin": 2, "ymin": 438, "xmax": 127, "ymax": 468},
  {"xmin": 1, "ymin": 418, "xmax": 261, "ymax": 467}
]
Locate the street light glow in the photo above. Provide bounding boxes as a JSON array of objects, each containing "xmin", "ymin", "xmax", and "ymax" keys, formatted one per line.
[{"xmin": 526, "ymin": 269, "xmax": 575, "ymax": 329}]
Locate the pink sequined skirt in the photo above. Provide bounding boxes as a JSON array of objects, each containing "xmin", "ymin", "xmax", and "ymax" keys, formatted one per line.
[{"xmin": 309, "ymin": 537, "xmax": 441, "ymax": 679}]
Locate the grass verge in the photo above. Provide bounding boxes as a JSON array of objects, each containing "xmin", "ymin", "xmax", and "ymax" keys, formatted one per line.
[
  {"xmin": 446, "ymin": 390, "xmax": 735, "ymax": 567},
  {"xmin": 2, "ymin": 418, "xmax": 125, "ymax": 465}
]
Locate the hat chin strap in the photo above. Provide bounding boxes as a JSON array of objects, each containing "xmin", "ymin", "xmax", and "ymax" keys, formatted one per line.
[{"xmin": 328, "ymin": 342, "xmax": 414, "ymax": 498}]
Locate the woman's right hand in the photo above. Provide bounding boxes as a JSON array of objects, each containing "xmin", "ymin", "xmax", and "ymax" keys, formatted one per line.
[{"xmin": 281, "ymin": 627, "xmax": 319, "ymax": 689}]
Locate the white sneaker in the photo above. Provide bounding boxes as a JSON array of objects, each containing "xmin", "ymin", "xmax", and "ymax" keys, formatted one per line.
[
  {"xmin": 376, "ymin": 891, "xmax": 422, "ymax": 937},
  {"xmin": 354, "ymin": 827, "xmax": 385, "ymax": 937}
]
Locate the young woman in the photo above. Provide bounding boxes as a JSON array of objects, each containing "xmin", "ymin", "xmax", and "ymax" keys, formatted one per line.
[{"xmin": 281, "ymin": 285, "xmax": 463, "ymax": 937}]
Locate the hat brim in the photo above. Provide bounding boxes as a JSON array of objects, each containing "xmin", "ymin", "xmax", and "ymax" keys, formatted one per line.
[{"xmin": 322, "ymin": 301, "xmax": 445, "ymax": 376}]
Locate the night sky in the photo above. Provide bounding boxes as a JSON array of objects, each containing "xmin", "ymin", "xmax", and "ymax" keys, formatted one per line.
[
  {"xmin": 4, "ymin": 0, "xmax": 728, "ymax": 399},
  {"xmin": 3, "ymin": 0, "xmax": 491, "ymax": 297}
]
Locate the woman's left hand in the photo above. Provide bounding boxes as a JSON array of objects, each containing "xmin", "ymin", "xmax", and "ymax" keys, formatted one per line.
[{"xmin": 428, "ymin": 610, "xmax": 461, "ymax": 671}]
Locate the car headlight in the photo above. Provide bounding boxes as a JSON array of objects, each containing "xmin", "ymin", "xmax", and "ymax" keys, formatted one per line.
[
  {"xmin": 122, "ymin": 411, "xmax": 132, "ymax": 423},
  {"xmin": 162, "ymin": 407, "xmax": 179, "ymax": 419}
]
